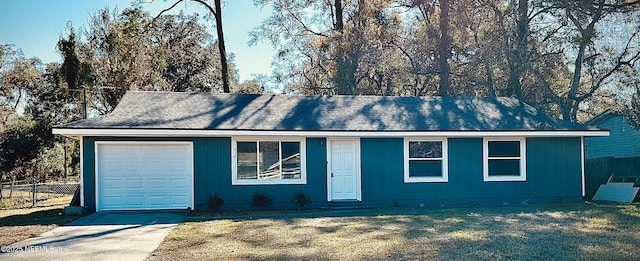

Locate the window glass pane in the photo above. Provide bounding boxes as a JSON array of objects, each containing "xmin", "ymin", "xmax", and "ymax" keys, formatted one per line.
[
  {"xmin": 237, "ymin": 142, "xmax": 257, "ymax": 179},
  {"xmin": 259, "ymin": 141, "xmax": 280, "ymax": 179},
  {"xmin": 488, "ymin": 159, "xmax": 520, "ymax": 176},
  {"xmin": 488, "ymin": 141, "xmax": 520, "ymax": 157},
  {"xmin": 281, "ymin": 142, "xmax": 301, "ymax": 179},
  {"xmin": 409, "ymin": 160, "xmax": 443, "ymax": 177},
  {"xmin": 409, "ymin": 141, "xmax": 442, "ymax": 158}
]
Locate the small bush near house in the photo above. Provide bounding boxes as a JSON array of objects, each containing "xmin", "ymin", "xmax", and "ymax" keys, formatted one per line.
[
  {"xmin": 293, "ymin": 190, "xmax": 311, "ymax": 210},
  {"xmin": 252, "ymin": 193, "xmax": 272, "ymax": 210},
  {"xmin": 207, "ymin": 194, "xmax": 224, "ymax": 212}
]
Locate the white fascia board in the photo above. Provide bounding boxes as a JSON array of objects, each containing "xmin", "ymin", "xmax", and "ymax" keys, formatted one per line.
[{"xmin": 52, "ymin": 128, "xmax": 610, "ymax": 138}]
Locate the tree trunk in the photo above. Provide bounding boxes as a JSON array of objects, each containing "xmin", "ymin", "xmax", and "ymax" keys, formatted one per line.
[
  {"xmin": 511, "ymin": 0, "xmax": 528, "ymax": 99},
  {"xmin": 561, "ymin": 0, "xmax": 604, "ymax": 122},
  {"xmin": 152, "ymin": 0, "xmax": 231, "ymax": 92},
  {"xmin": 214, "ymin": 0, "xmax": 230, "ymax": 93},
  {"xmin": 334, "ymin": 0, "xmax": 359, "ymax": 95},
  {"xmin": 334, "ymin": 0, "xmax": 343, "ymax": 32},
  {"xmin": 438, "ymin": 0, "xmax": 451, "ymax": 96}
]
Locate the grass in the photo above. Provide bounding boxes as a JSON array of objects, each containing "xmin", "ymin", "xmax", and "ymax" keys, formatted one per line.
[
  {"xmin": 148, "ymin": 203, "xmax": 640, "ymax": 260},
  {"xmin": 0, "ymin": 195, "xmax": 80, "ymax": 247}
]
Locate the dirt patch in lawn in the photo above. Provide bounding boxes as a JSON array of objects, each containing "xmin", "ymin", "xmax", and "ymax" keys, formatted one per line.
[
  {"xmin": 148, "ymin": 203, "xmax": 640, "ymax": 260},
  {"xmin": 0, "ymin": 195, "xmax": 81, "ymax": 247}
]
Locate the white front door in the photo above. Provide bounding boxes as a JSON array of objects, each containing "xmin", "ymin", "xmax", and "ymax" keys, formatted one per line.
[{"xmin": 328, "ymin": 139, "xmax": 361, "ymax": 201}]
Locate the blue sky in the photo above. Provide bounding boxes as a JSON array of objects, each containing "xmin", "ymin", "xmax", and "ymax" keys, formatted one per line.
[{"xmin": 0, "ymin": 0, "xmax": 274, "ymax": 82}]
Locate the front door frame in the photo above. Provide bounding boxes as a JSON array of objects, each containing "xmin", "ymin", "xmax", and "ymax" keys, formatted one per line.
[{"xmin": 326, "ymin": 137, "xmax": 362, "ymax": 201}]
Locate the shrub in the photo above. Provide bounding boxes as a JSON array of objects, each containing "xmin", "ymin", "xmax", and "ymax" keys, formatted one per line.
[
  {"xmin": 293, "ymin": 190, "xmax": 311, "ymax": 210},
  {"xmin": 252, "ymin": 193, "xmax": 272, "ymax": 210},
  {"xmin": 208, "ymin": 193, "xmax": 224, "ymax": 212}
]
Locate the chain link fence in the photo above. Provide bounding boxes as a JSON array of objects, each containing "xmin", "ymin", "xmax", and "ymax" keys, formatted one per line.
[{"xmin": 0, "ymin": 179, "xmax": 79, "ymax": 209}]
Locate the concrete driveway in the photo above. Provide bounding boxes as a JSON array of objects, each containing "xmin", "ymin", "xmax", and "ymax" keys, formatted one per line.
[{"xmin": 0, "ymin": 210, "xmax": 187, "ymax": 261}]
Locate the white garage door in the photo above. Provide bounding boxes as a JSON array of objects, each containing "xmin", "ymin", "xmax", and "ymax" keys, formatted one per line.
[{"xmin": 96, "ymin": 142, "xmax": 194, "ymax": 211}]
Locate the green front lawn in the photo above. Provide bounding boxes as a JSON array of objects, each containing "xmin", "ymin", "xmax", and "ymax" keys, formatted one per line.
[{"xmin": 148, "ymin": 203, "xmax": 640, "ymax": 260}]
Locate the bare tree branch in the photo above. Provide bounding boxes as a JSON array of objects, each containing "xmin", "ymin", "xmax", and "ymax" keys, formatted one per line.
[{"xmin": 151, "ymin": 0, "xmax": 185, "ymax": 24}]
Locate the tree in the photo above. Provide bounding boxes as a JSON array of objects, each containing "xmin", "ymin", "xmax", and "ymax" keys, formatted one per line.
[
  {"xmin": 0, "ymin": 50, "xmax": 68, "ymax": 184},
  {"xmin": 0, "ymin": 51, "xmax": 43, "ymax": 124},
  {"xmin": 153, "ymin": 0, "xmax": 231, "ymax": 93},
  {"xmin": 150, "ymin": 13, "xmax": 237, "ymax": 92},
  {"xmin": 529, "ymin": 0, "xmax": 640, "ymax": 121},
  {"xmin": 0, "ymin": 117, "xmax": 55, "ymax": 181},
  {"xmin": 437, "ymin": 0, "xmax": 451, "ymax": 96},
  {"xmin": 249, "ymin": 0, "xmax": 639, "ymax": 122},
  {"xmin": 73, "ymin": 7, "xmax": 238, "ymax": 113},
  {"xmin": 626, "ymin": 88, "xmax": 640, "ymax": 129},
  {"xmin": 252, "ymin": 0, "xmax": 398, "ymax": 95}
]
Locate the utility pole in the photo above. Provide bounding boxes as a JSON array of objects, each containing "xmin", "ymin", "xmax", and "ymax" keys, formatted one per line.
[
  {"xmin": 65, "ymin": 85, "xmax": 87, "ymax": 182},
  {"xmin": 80, "ymin": 85, "xmax": 86, "ymax": 119}
]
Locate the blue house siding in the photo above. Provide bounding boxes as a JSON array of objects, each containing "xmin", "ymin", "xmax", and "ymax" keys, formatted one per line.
[
  {"xmin": 359, "ymin": 137, "xmax": 583, "ymax": 206},
  {"xmin": 82, "ymin": 136, "xmax": 583, "ymax": 212},
  {"xmin": 199, "ymin": 137, "xmax": 328, "ymax": 210},
  {"xmin": 82, "ymin": 137, "xmax": 96, "ymax": 212},
  {"xmin": 586, "ymin": 115, "xmax": 640, "ymax": 159}
]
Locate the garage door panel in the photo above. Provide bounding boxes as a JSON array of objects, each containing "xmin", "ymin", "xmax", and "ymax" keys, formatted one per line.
[
  {"xmin": 126, "ymin": 146, "xmax": 145, "ymax": 156},
  {"xmin": 148, "ymin": 161, "xmax": 168, "ymax": 172},
  {"xmin": 171, "ymin": 162, "xmax": 188, "ymax": 171},
  {"xmin": 170, "ymin": 195, "xmax": 188, "ymax": 205},
  {"xmin": 126, "ymin": 179, "xmax": 144, "ymax": 189},
  {"xmin": 102, "ymin": 196, "xmax": 125, "ymax": 206},
  {"xmin": 102, "ymin": 179, "xmax": 123, "ymax": 189},
  {"xmin": 103, "ymin": 162, "xmax": 123, "ymax": 172},
  {"xmin": 126, "ymin": 162, "xmax": 144, "ymax": 172},
  {"xmin": 170, "ymin": 178, "xmax": 189, "ymax": 188},
  {"xmin": 97, "ymin": 142, "xmax": 194, "ymax": 211},
  {"xmin": 148, "ymin": 178, "xmax": 167, "ymax": 189},
  {"xmin": 148, "ymin": 195, "xmax": 168, "ymax": 206},
  {"xmin": 125, "ymin": 196, "xmax": 144, "ymax": 206}
]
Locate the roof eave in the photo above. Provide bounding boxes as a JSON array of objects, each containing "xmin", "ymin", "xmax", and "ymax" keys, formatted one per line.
[{"xmin": 52, "ymin": 128, "xmax": 610, "ymax": 138}]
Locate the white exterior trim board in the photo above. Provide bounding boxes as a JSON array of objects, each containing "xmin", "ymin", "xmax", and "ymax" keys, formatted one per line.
[
  {"xmin": 53, "ymin": 128, "xmax": 610, "ymax": 138},
  {"xmin": 482, "ymin": 137, "xmax": 527, "ymax": 182},
  {"xmin": 403, "ymin": 137, "xmax": 449, "ymax": 183},
  {"xmin": 230, "ymin": 136, "xmax": 307, "ymax": 185}
]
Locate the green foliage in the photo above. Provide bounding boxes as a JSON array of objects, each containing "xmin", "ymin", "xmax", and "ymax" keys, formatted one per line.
[
  {"xmin": 0, "ymin": 117, "xmax": 54, "ymax": 179},
  {"xmin": 625, "ymin": 90, "xmax": 640, "ymax": 130},
  {"xmin": 207, "ymin": 193, "xmax": 225, "ymax": 212},
  {"xmin": 251, "ymin": 193, "xmax": 272, "ymax": 210},
  {"xmin": 292, "ymin": 190, "xmax": 311, "ymax": 210},
  {"xmin": 0, "ymin": 44, "xmax": 77, "ymax": 183},
  {"xmin": 72, "ymin": 7, "xmax": 239, "ymax": 114}
]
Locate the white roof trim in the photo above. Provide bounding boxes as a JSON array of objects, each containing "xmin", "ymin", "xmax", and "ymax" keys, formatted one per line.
[{"xmin": 53, "ymin": 128, "xmax": 610, "ymax": 138}]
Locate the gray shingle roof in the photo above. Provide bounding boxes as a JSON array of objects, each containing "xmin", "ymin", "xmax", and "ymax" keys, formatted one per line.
[{"xmin": 56, "ymin": 91, "xmax": 599, "ymax": 132}]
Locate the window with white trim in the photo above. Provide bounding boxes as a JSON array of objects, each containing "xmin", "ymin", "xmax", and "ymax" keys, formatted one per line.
[
  {"xmin": 483, "ymin": 137, "xmax": 526, "ymax": 182},
  {"xmin": 404, "ymin": 138, "xmax": 448, "ymax": 182},
  {"xmin": 232, "ymin": 137, "xmax": 306, "ymax": 185}
]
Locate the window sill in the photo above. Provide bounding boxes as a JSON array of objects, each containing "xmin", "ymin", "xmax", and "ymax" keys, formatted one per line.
[
  {"xmin": 483, "ymin": 176, "xmax": 526, "ymax": 182},
  {"xmin": 232, "ymin": 179, "xmax": 307, "ymax": 186},
  {"xmin": 404, "ymin": 177, "xmax": 448, "ymax": 183}
]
